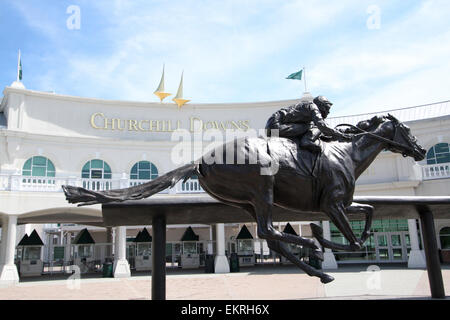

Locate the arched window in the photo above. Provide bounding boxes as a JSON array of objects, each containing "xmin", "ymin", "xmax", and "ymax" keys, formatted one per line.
[
  {"xmin": 81, "ymin": 159, "xmax": 112, "ymax": 179},
  {"xmin": 22, "ymin": 156, "xmax": 55, "ymax": 177},
  {"xmin": 427, "ymin": 143, "xmax": 450, "ymax": 164},
  {"xmin": 440, "ymin": 227, "xmax": 450, "ymax": 249},
  {"xmin": 130, "ymin": 161, "xmax": 158, "ymax": 180}
]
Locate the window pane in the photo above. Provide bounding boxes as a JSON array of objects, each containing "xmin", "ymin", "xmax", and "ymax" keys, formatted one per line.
[
  {"xmin": 434, "ymin": 143, "xmax": 449, "ymax": 154},
  {"xmin": 104, "ymin": 163, "xmax": 111, "ymax": 173},
  {"xmin": 33, "ymin": 156, "xmax": 47, "ymax": 166},
  {"xmin": 32, "ymin": 167, "xmax": 46, "ymax": 177},
  {"xmin": 91, "ymin": 170, "xmax": 103, "ymax": 179},
  {"xmin": 23, "ymin": 159, "xmax": 32, "ymax": 170},
  {"xmin": 139, "ymin": 170, "xmax": 150, "ymax": 180},
  {"xmin": 436, "ymin": 153, "xmax": 450, "ymax": 164},
  {"xmin": 91, "ymin": 159, "xmax": 103, "ymax": 169},
  {"xmin": 150, "ymin": 163, "xmax": 158, "ymax": 175},
  {"xmin": 82, "ymin": 163, "xmax": 90, "ymax": 171},
  {"xmin": 391, "ymin": 235, "xmax": 401, "ymax": 246},
  {"xmin": 131, "ymin": 164, "xmax": 138, "ymax": 174},
  {"xmin": 47, "ymin": 161, "xmax": 55, "ymax": 172},
  {"xmin": 139, "ymin": 161, "xmax": 150, "ymax": 170},
  {"xmin": 103, "ymin": 173, "xmax": 112, "ymax": 179}
]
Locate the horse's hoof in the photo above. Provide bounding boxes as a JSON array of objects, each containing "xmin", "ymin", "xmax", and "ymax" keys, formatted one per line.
[
  {"xmin": 320, "ymin": 274, "xmax": 335, "ymax": 284},
  {"xmin": 350, "ymin": 242, "xmax": 362, "ymax": 250},
  {"xmin": 312, "ymin": 249, "xmax": 324, "ymax": 261},
  {"xmin": 310, "ymin": 223, "xmax": 323, "ymax": 237}
]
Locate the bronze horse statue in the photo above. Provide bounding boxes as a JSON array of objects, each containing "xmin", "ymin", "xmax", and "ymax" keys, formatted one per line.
[{"xmin": 63, "ymin": 114, "xmax": 426, "ymax": 283}]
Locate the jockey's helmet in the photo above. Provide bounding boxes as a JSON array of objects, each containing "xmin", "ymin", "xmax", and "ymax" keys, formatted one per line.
[{"xmin": 314, "ymin": 96, "xmax": 333, "ymax": 117}]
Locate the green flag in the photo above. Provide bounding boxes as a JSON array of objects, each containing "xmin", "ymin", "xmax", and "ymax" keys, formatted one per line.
[
  {"xmin": 286, "ymin": 69, "xmax": 302, "ymax": 80},
  {"xmin": 18, "ymin": 59, "xmax": 22, "ymax": 81}
]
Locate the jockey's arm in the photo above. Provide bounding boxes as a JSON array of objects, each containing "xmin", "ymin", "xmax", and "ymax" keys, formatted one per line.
[{"xmin": 310, "ymin": 105, "xmax": 351, "ymax": 141}]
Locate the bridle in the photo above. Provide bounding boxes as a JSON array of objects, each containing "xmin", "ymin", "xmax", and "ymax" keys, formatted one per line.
[{"xmin": 335, "ymin": 121, "xmax": 416, "ymax": 156}]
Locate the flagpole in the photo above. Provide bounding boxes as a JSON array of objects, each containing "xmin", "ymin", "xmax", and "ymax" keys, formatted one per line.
[
  {"xmin": 303, "ymin": 66, "xmax": 307, "ymax": 92},
  {"xmin": 17, "ymin": 49, "xmax": 21, "ymax": 82}
]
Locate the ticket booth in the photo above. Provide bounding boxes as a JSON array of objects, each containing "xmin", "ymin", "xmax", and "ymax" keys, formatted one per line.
[
  {"xmin": 180, "ymin": 226, "xmax": 200, "ymax": 269},
  {"xmin": 236, "ymin": 225, "xmax": 255, "ymax": 266},
  {"xmin": 73, "ymin": 228, "xmax": 96, "ymax": 273},
  {"xmin": 280, "ymin": 223, "xmax": 302, "ymax": 264},
  {"xmin": 18, "ymin": 230, "xmax": 44, "ymax": 277},
  {"xmin": 134, "ymin": 228, "xmax": 152, "ymax": 271}
]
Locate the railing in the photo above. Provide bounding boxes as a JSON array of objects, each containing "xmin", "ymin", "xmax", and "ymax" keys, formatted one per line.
[
  {"xmin": 422, "ymin": 164, "xmax": 450, "ymax": 180},
  {"xmin": 81, "ymin": 178, "xmax": 119, "ymax": 191},
  {"xmin": 175, "ymin": 179, "xmax": 203, "ymax": 193},
  {"xmin": 0, "ymin": 174, "xmax": 203, "ymax": 194}
]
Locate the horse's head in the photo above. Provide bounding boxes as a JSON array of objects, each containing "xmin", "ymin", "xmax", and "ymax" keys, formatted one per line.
[
  {"xmin": 382, "ymin": 114, "xmax": 426, "ymax": 161},
  {"xmin": 353, "ymin": 114, "xmax": 426, "ymax": 161}
]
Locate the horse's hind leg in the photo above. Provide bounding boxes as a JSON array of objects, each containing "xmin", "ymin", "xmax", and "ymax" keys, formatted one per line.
[
  {"xmin": 266, "ymin": 239, "xmax": 334, "ymax": 284},
  {"xmin": 247, "ymin": 176, "xmax": 320, "ymax": 251}
]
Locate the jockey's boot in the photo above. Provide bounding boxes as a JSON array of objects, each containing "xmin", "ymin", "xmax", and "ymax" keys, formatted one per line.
[{"xmin": 299, "ymin": 136, "xmax": 321, "ymax": 153}]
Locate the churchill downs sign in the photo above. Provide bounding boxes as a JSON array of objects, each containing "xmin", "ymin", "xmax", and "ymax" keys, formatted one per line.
[{"xmin": 90, "ymin": 112, "xmax": 251, "ymax": 133}]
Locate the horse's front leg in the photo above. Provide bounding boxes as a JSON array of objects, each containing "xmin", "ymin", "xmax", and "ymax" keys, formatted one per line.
[
  {"xmin": 266, "ymin": 239, "xmax": 334, "ymax": 284},
  {"xmin": 311, "ymin": 201, "xmax": 362, "ymax": 251},
  {"xmin": 345, "ymin": 202, "xmax": 374, "ymax": 244}
]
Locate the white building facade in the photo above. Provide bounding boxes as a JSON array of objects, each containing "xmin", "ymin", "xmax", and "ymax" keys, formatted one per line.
[{"xmin": 0, "ymin": 82, "xmax": 449, "ymax": 282}]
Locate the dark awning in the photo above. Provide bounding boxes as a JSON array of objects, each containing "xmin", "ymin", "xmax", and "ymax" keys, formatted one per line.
[
  {"xmin": 73, "ymin": 228, "xmax": 95, "ymax": 244},
  {"xmin": 135, "ymin": 228, "xmax": 152, "ymax": 242},
  {"xmin": 180, "ymin": 226, "xmax": 199, "ymax": 241},
  {"xmin": 282, "ymin": 223, "xmax": 298, "ymax": 236},
  {"xmin": 236, "ymin": 225, "xmax": 253, "ymax": 239},
  {"xmin": 18, "ymin": 234, "xmax": 29, "ymax": 246}
]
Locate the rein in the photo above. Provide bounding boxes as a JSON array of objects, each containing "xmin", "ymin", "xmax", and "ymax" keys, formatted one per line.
[{"xmin": 335, "ymin": 123, "xmax": 415, "ymax": 154}]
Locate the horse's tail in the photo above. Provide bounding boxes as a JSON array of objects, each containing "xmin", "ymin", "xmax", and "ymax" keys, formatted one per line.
[{"xmin": 62, "ymin": 163, "xmax": 199, "ymax": 206}]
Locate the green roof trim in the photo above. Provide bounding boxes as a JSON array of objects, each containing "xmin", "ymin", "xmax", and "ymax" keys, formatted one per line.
[
  {"xmin": 134, "ymin": 228, "xmax": 152, "ymax": 242},
  {"xmin": 180, "ymin": 226, "xmax": 199, "ymax": 241},
  {"xmin": 73, "ymin": 228, "xmax": 95, "ymax": 244},
  {"xmin": 236, "ymin": 225, "xmax": 253, "ymax": 239},
  {"xmin": 282, "ymin": 223, "xmax": 298, "ymax": 236}
]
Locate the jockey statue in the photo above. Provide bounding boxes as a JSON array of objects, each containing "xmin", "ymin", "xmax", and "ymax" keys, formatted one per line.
[{"xmin": 265, "ymin": 96, "xmax": 352, "ymax": 152}]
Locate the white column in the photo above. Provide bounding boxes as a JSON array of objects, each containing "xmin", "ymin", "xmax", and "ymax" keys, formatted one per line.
[
  {"xmin": 321, "ymin": 221, "xmax": 338, "ymax": 270},
  {"xmin": 214, "ymin": 223, "xmax": 230, "ymax": 273},
  {"xmin": 208, "ymin": 225, "xmax": 213, "ymax": 255},
  {"xmin": 0, "ymin": 219, "xmax": 9, "ymax": 265},
  {"xmin": 0, "ymin": 216, "xmax": 20, "ymax": 285},
  {"xmin": 113, "ymin": 226, "xmax": 131, "ymax": 278},
  {"xmin": 64, "ymin": 232, "xmax": 72, "ymax": 264},
  {"xmin": 407, "ymin": 219, "xmax": 426, "ymax": 268}
]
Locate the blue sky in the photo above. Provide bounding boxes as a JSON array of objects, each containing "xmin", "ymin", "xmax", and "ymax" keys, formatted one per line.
[{"xmin": 0, "ymin": 0, "xmax": 449, "ymax": 116}]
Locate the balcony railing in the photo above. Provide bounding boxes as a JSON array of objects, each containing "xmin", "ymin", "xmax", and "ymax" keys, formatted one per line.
[
  {"xmin": 0, "ymin": 174, "xmax": 203, "ymax": 194},
  {"xmin": 422, "ymin": 163, "xmax": 450, "ymax": 180}
]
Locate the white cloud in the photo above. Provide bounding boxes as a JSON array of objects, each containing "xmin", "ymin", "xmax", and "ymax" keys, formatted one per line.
[{"xmin": 11, "ymin": 0, "xmax": 450, "ymax": 111}]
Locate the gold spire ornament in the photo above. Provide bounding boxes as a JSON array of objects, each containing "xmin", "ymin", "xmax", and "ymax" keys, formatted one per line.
[
  {"xmin": 172, "ymin": 71, "xmax": 190, "ymax": 108},
  {"xmin": 154, "ymin": 65, "xmax": 171, "ymax": 102}
]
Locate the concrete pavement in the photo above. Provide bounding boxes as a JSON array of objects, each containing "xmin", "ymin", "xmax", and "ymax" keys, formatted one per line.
[{"xmin": 0, "ymin": 264, "xmax": 448, "ymax": 300}]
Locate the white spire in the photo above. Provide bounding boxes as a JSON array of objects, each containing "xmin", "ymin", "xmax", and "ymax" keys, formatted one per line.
[
  {"xmin": 172, "ymin": 71, "xmax": 190, "ymax": 108},
  {"xmin": 154, "ymin": 64, "xmax": 171, "ymax": 102}
]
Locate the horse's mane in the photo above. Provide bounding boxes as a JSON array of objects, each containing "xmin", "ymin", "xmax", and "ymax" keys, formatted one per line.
[{"xmin": 341, "ymin": 115, "xmax": 388, "ymax": 134}]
